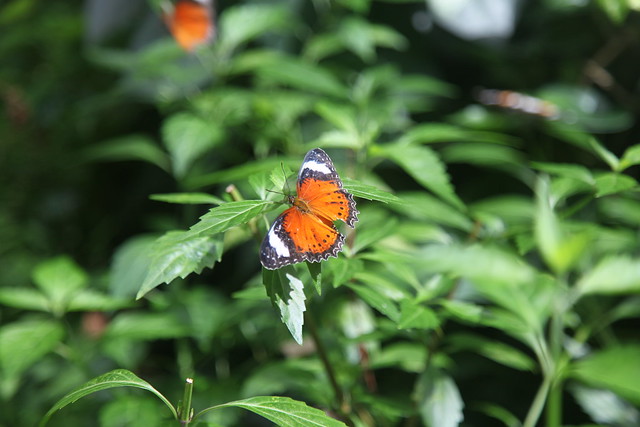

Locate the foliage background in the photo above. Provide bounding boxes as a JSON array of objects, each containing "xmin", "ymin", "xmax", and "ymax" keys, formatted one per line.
[{"xmin": 1, "ymin": 0, "xmax": 640, "ymax": 426}]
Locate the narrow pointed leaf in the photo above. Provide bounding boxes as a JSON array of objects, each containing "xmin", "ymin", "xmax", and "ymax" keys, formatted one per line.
[
  {"xmin": 342, "ymin": 179, "xmax": 404, "ymax": 204},
  {"xmin": 40, "ymin": 369, "xmax": 177, "ymax": 426},
  {"xmin": 189, "ymin": 200, "xmax": 272, "ymax": 236},
  {"xmin": 577, "ymin": 256, "xmax": 640, "ymax": 296}
]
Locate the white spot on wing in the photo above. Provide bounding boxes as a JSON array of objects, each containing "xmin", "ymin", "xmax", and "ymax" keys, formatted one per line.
[
  {"xmin": 302, "ymin": 160, "xmax": 332, "ymax": 175},
  {"xmin": 268, "ymin": 230, "xmax": 290, "ymax": 257}
]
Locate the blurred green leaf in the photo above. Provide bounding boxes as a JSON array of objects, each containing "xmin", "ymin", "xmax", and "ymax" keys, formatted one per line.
[
  {"xmin": 571, "ymin": 345, "xmax": 640, "ymax": 405},
  {"xmin": 390, "ymin": 192, "xmax": 472, "ymax": 231},
  {"xmin": 371, "ymin": 342, "xmax": 426, "ymax": 372},
  {"xmin": 150, "ymin": 192, "xmax": 224, "ymax": 205},
  {"xmin": 83, "ymin": 135, "xmax": 170, "ymax": 172},
  {"xmin": 40, "ymin": 369, "xmax": 177, "ymax": 427},
  {"xmin": 137, "ymin": 230, "xmax": 222, "ymax": 299},
  {"xmin": 66, "ymin": 290, "xmax": 132, "ymax": 312},
  {"xmin": 161, "ymin": 113, "xmax": 224, "ymax": 178},
  {"xmin": 618, "ymin": 144, "xmax": 640, "ymax": 171},
  {"xmin": 415, "ymin": 367, "xmax": 464, "ymax": 427},
  {"xmin": 594, "ymin": 172, "xmax": 637, "ymax": 197},
  {"xmin": 32, "ymin": 256, "xmax": 88, "ymax": 316},
  {"xmin": 571, "ymin": 386, "xmax": 640, "ymax": 426},
  {"xmin": 577, "ymin": 256, "xmax": 640, "ymax": 296},
  {"xmin": 531, "ymin": 162, "xmax": 595, "ymax": 184},
  {"xmin": 397, "ymin": 301, "xmax": 440, "ymax": 330},
  {"xmin": 380, "ymin": 144, "xmax": 464, "ymax": 210},
  {"xmin": 105, "ymin": 312, "xmax": 190, "ymax": 340},
  {"xmin": 110, "ymin": 235, "xmax": 158, "ymax": 298},
  {"xmin": 0, "ymin": 288, "xmax": 49, "ymax": 312},
  {"xmin": 99, "ymin": 394, "xmax": 167, "ymax": 427},
  {"xmin": 205, "ymin": 396, "xmax": 347, "ymax": 426},
  {"xmin": 0, "ymin": 319, "xmax": 64, "ymax": 379},
  {"xmin": 448, "ymin": 333, "xmax": 535, "ymax": 371},
  {"xmin": 348, "ymin": 282, "xmax": 401, "ymax": 322},
  {"xmin": 596, "ymin": 0, "xmax": 629, "ymax": 23},
  {"xmin": 218, "ymin": 4, "xmax": 292, "ymax": 54}
]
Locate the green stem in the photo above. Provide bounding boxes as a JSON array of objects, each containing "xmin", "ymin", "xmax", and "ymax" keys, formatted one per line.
[
  {"xmin": 523, "ymin": 373, "xmax": 552, "ymax": 427},
  {"xmin": 178, "ymin": 377, "xmax": 194, "ymax": 425}
]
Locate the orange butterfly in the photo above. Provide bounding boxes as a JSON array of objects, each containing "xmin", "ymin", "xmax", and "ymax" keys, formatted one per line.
[
  {"xmin": 260, "ymin": 148, "xmax": 359, "ymax": 270},
  {"xmin": 163, "ymin": 0, "xmax": 215, "ymax": 52}
]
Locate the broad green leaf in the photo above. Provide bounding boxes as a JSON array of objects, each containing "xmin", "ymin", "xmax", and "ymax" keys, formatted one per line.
[
  {"xmin": 315, "ymin": 101, "xmax": 358, "ymax": 134},
  {"xmin": 66, "ymin": 290, "xmax": 132, "ymax": 312},
  {"xmin": 439, "ymin": 300, "xmax": 483, "ymax": 324},
  {"xmin": 32, "ymin": 256, "xmax": 88, "ymax": 316},
  {"xmin": 256, "ymin": 56, "xmax": 346, "ymax": 98},
  {"xmin": 619, "ymin": 144, "xmax": 640, "ymax": 171},
  {"xmin": 577, "ymin": 256, "xmax": 640, "ymax": 296},
  {"xmin": 448, "ymin": 333, "xmax": 535, "ymax": 371},
  {"xmin": 415, "ymin": 367, "xmax": 464, "ymax": 427},
  {"xmin": 150, "ymin": 192, "xmax": 224, "ymax": 205},
  {"xmin": 218, "ymin": 4, "xmax": 292, "ymax": 54},
  {"xmin": 594, "ymin": 172, "xmax": 637, "ymax": 197},
  {"xmin": 598, "ymin": 197, "xmax": 640, "ymax": 226},
  {"xmin": 264, "ymin": 270, "xmax": 307, "ymax": 345},
  {"xmin": 342, "ymin": 179, "xmax": 403, "ymax": 205},
  {"xmin": 161, "ymin": 112, "xmax": 224, "ymax": 178},
  {"xmin": 535, "ymin": 177, "xmax": 588, "ymax": 273},
  {"xmin": 187, "ymin": 158, "xmax": 290, "ymax": 188},
  {"xmin": 105, "ymin": 312, "xmax": 190, "ymax": 340},
  {"xmin": 348, "ymin": 282, "xmax": 400, "ymax": 322},
  {"xmin": 397, "ymin": 301, "xmax": 440, "ymax": 330},
  {"xmin": 442, "ymin": 143, "xmax": 527, "ymax": 180},
  {"xmin": 0, "ymin": 288, "xmax": 49, "ymax": 311},
  {"xmin": 137, "ymin": 230, "xmax": 222, "ymax": 299},
  {"xmin": 470, "ymin": 195, "xmax": 534, "ymax": 226},
  {"xmin": 390, "ymin": 192, "xmax": 472, "ymax": 231},
  {"xmin": 110, "ymin": 235, "xmax": 158, "ymax": 297},
  {"xmin": 205, "ymin": 396, "xmax": 346, "ymax": 426},
  {"xmin": 99, "ymin": 394, "xmax": 167, "ymax": 427},
  {"xmin": 571, "ymin": 345, "xmax": 640, "ymax": 405},
  {"xmin": 531, "ymin": 162, "xmax": 595, "ymax": 184},
  {"xmin": 0, "ymin": 319, "xmax": 64, "ymax": 379},
  {"xmin": 337, "ymin": 17, "xmax": 406, "ymax": 62},
  {"xmin": 83, "ymin": 135, "xmax": 170, "ymax": 172},
  {"xmin": 188, "ymin": 200, "xmax": 273, "ymax": 236},
  {"xmin": 40, "ymin": 369, "xmax": 177, "ymax": 427},
  {"xmin": 381, "ymin": 144, "xmax": 464, "ymax": 210}
]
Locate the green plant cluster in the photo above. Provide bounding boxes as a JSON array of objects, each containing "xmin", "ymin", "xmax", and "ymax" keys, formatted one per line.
[{"xmin": 1, "ymin": 0, "xmax": 640, "ymax": 426}]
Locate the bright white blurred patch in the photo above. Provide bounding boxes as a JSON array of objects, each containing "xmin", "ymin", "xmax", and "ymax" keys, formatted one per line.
[{"xmin": 426, "ymin": 0, "xmax": 519, "ymax": 40}]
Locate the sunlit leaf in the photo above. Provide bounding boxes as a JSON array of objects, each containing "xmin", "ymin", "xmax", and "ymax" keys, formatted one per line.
[
  {"xmin": 594, "ymin": 172, "xmax": 637, "ymax": 197},
  {"xmin": 264, "ymin": 270, "xmax": 307, "ymax": 345},
  {"xmin": 0, "ymin": 288, "xmax": 49, "ymax": 312},
  {"xmin": 342, "ymin": 179, "xmax": 403, "ymax": 204},
  {"xmin": 415, "ymin": 367, "xmax": 464, "ymax": 427},
  {"xmin": 137, "ymin": 230, "xmax": 222, "ymax": 299},
  {"xmin": 577, "ymin": 256, "xmax": 640, "ymax": 296},
  {"xmin": 189, "ymin": 200, "xmax": 273, "ymax": 236},
  {"xmin": 397, "ymin": 301, "xmax": 440, "ymax": 330},
  {"xmin": 40, "ymin": 369, "xmax": 177, "ymax": 426},
  {"xmin": 218, "ymin": 4, "xmax": 292, "ymax": 54},
  {"xmin": 618, "ymin": 144, "xmax": 640, "ymax": 171},
  {"xmin": 32, "ymin": 256, "xmax": 88, "ymax": 316},
  {"xmin": 205, "ymin": 396, "xmax": 346, "ymax": 426}
]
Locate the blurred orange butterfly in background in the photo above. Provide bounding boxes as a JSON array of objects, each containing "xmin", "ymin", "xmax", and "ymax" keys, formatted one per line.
[
  {"xmin": 163, "ymin": 0, "xmax": 215, "ymax": 52},
  {"xmin": 260, "ymin": 148, "xmax": 359, "ymax": 270}
]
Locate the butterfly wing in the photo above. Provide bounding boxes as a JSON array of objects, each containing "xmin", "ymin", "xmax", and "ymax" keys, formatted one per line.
[
  {"xmin": 260, "ymin": 207, "xmax": 343, "ymax": 270},
  {"xmin": 297, "ymin": 148, "xmax": 358, "ymax": 227},
  {"xmin": 165, "ymin": 0, "xmax": 215, "ymax": 52}
]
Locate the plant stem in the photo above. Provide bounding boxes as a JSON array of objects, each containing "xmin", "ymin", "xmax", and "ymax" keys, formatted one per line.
[
  {"xmin": 179, "ymin": 377, "xmax": 194, "ymax": 425},
  {"xmin": 523, "ymin": 373, "xmax": 552, "ymax": 427}
]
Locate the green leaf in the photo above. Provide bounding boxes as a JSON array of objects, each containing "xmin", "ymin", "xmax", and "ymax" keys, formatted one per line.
[
  {"xmin": 161, "ymin": 113, "xmax": 224, "ymax": 178},
  {"xmin": 83, "ymin": 135, "xmax": 170, "ymax": 172},
  {"xmin": 397, "ymin": 301, "xmax": 440, "ymax": 330},
  {"xmin": 531, "ymin": 162, "xmax": 595, "ymax": 184},
  {"xmin": 390, "ymin": 192, "xmax": 472, "ymax": 231},
  {"xmin": 594, "ymin": 172, "xmax": 637, "ymax": 197},
  {"xmin": 40, "ymin": 369, "xmax": 177, "ymax": 427},
  {"xmin": 0, "ymin": 319, "xmax": 64, "ymax": 379},
  {"xmin": 150, "ymin": 192, "xmax": 224, "ymax": 205},
  {"xmin": 348, "ymin": 282, "xmax": 400, "ymax": 322},
  {"xmin": 598, "ymin": 196, "xmax": 640, "ymax": 226},
  {"xmin": 596, "ymin": 0, "xmax": 630, "ymax": 23},
  {"xmin": 205, "ymin": 396, "xmax": 347, "ymax": 426},
  {"xmin": 442, "ymin": 143, "xmax": 527, "ymax": 180},
  {"xmin": 571, "ymin": 345, "xmax": 640, "ymax": 405},
  {"xmin": 105, "ymin": 313, "xmax": 190, "ymax": 340},
  {"xmin": 264, "ymin": 270, "xmax": 307, "ymax": 345},
  {"xmin": 577, "ymin": 256, "xmax": 640, "ymax": 296},
  {"xmin": 618, "ymin": 144, "xmax": 640, "ymax": 171},
  {"xmin": 32, "ymin": 256, "xmax": 88, "ymax": 316},
  {"xmin": 137, "ymin": 230, "xmax": 222, "ymax": 299},
  {"xmin": 256, "ymin": 55, "xmax": 346, "ymax": 98},
  {"xmin": 342, "ymin": 179, "xmax": 403, "ymax": 204},
  {"xmin": 66, "ymin": 290, "xmax": 132, "ymax": 312},
  {"xmin": 448, "ymin": 333, "xmax": 535, "ymax": 371},
  {"xmin": 381, "ymin": 144, "xmax": 464, "ymax": 210},
  {"xmin": 218, "ymin": 4, "xmax": 292, "ymax": 54},
  {"xmin": 110, "ymin": 235, "xmax": 157, "ymax": 297},
  {"xmin": 415, "ymin": 367, "xmax": 464, "ymax": 427},
  {"xmin": 189, "ymin": 200, "xmax": 273, "ymax": 236},
  {"xmin": 0, "ymin": 288, "xmax": 49, "ymax": 311},
  {"xmin": 571, "ymin": 385, "xmax": 640, "ymax": 426},
  {"xmin": 535, "ymin": 177, "xmax": 589, "ymax": 273}
]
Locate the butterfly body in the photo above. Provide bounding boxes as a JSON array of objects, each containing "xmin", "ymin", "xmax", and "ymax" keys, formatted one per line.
[{"xmin": 260, "ymin": 148, "xmax": 358, "ymax": 270}]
